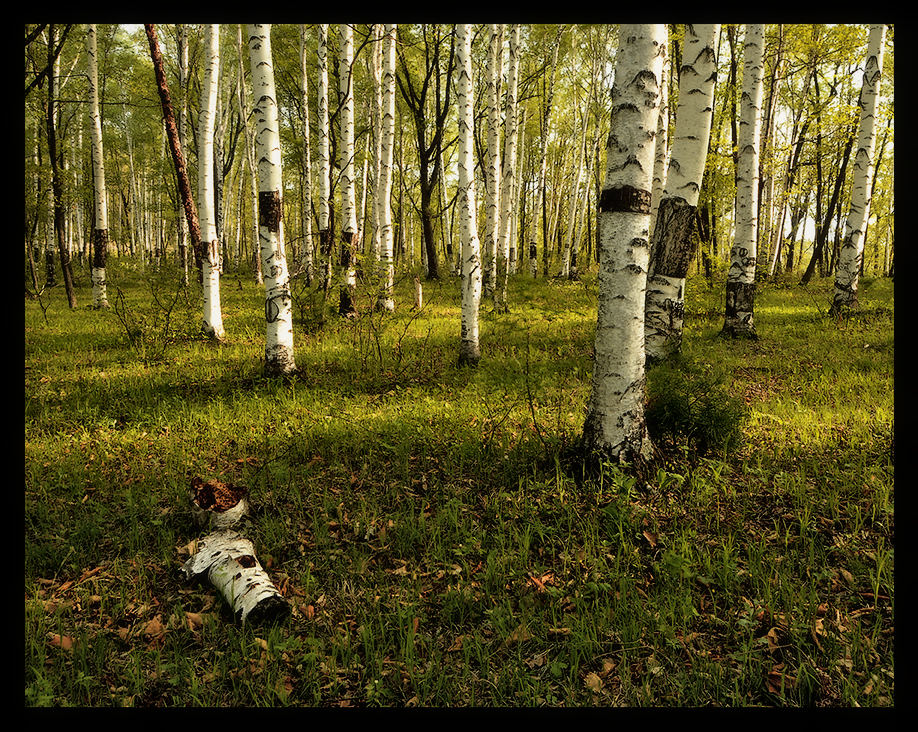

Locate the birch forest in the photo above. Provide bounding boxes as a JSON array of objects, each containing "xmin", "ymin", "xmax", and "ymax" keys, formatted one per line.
[{"xmin": 25, "ymin": 24, "xmax": 894, "ymax": 708}]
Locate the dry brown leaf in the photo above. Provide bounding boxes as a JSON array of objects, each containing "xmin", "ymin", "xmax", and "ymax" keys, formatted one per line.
[
  {"xmin": 48, "ymin": 633, "xmax": 74, "ymax": 651},
  {"xmin": 585, "ymin": 672, "xmax": 604, "ymax": 693},
  {"xmin": 143, "ymin": 615, "xmax": 165, "ymax": 637},
  {"xmin": 185, "ymin": 611, "xmax": 205, "ymax": 631},
  {"xmin": 642, "ymin": 530, "xmax": 658, "ymax": 548}
]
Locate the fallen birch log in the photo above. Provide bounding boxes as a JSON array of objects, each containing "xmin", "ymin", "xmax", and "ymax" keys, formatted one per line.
[{"xmin": 182, "ymin": 478, "xmax": 289, "ymax": 626}]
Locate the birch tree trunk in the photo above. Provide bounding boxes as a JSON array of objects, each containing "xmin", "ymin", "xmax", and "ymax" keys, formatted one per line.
[
  {"xmin": 338, "ymin": 24, "xmax": 359, "ymax": 317},
  {"xmin": 482, "ymin": 24, "xmax": 503, "ymax": 300},
  {"xmin": 248, "ymin": 24, "xmax": 296, "ymax": 377},
  {"xmin": 456, "ymin": 24, "xmax": 482, "ymax": 366},
  {"xmin": 540, "ymin": 26, "xmax": 564, "ymax": 278},
  {"xmin": 581, "ymin": 24, "xmax": 666, "ymax": 464},
  {"xmin": 644, "ymin": 24, "xmax": 719, "ymax": 363},
  {"xmin": 721, "ymin": 24, "xmax": 764, "ymax": 339},
  {"xmin": 86, "ymin": 24, "xmax": 108, "ymax": 308},
  {"xmin": 198, "ymin": 24, "xmax": 226, "ymax": 341},
  {"xmin": 299, "ymin": 24, "xmax": 315, "ymax": 284},
  {"xmin": 375, "ymin": 24, "xmax": 398, "ymax": 312},
  {"xmin": 45, "ymin": 24, "xmax": 77, "ymax": 309},
  {"xmin": 649, "ymin": 40, "xmax": 669, "ymax": 236},
  {"xmin": 317, "ymin": 24, "xmax": 333, "ymax": 291},
  {"xmin": 496, "ymin": 24, "xmax": 520, "ymax": 312},
  {"xmin": 368, "ymin": 24, "xmax": 383, "ymax": 269},
  {"xmin": 177, "ymin": 24, "xmax": 190, "ymax": 284},
  {"xmin": 830, "ymin": 24, "xmax": 886, "ymax": 316},
  {"xmin": 144, "ymin": 23, "xmax": 203, "ymax": 285},
  {"xmin": 236, "ymin": 24, "xmax": 262, "ymax": 285}
]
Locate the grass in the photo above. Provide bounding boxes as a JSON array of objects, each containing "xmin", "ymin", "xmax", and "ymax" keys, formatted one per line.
[{"xmin": 24, "ymin": 258, "xmax": 893, "ymax": 707}]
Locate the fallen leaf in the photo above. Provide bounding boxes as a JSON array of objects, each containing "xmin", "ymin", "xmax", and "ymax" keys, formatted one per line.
[
  {"xmin": 48, "ymin": 633, "xmax": 74, "ymax": 651},
  {"xmin": 585, "ymin": 672, "xmax": 604, "ymax": 693},
  {"xmin": 642, "ymin": 530, "xmax": 658, "ymax": 548},
  {"xmin": 185, "ymin": 611, "xmax": 205, "ymax": 631},
  {"xmin": 143, "ymin": 615, "xmax": 165, "ymax": 637}
]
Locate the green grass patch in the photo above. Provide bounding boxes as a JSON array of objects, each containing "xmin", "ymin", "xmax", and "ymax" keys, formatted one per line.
[{"xmin": 25, "ymin": 260, "xmax": 893, "ymax": 706}]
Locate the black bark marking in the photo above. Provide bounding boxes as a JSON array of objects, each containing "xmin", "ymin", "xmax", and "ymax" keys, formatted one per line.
[
  {"xmin": 599, "ymin": 186, "xmax": 651, "ymax": 215},
  {"xmin": 259, "ymin": 190, "xmax": 282, "ymax": 233}
]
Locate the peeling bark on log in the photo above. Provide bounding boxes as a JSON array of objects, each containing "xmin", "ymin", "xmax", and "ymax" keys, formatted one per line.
[{"xmin": 182, "ymin": 478, "xmax": 289, "ymax": 626}]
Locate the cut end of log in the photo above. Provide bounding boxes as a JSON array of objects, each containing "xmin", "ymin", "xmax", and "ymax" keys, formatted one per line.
[{"xmin": 190, "ymin": 477, "xmax": 250, "ymax": 530}]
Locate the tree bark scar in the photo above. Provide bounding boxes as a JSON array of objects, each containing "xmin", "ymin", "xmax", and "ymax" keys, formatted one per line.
[
  {"xmin": 259, "ymin": 190, "xmax": 282, "ymax": 233},
  {"xmin": 92, "ymin": 228, "xmax": 108, "ymax": 269},
  {"xmin": 599, "ymin": 185, "xmax": 651, "ymax": 215}
]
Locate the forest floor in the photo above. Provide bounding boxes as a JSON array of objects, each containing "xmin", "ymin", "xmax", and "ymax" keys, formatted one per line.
[{"xmin": 24, "ymin": 261, "xmax": 894, "ymax": 707}]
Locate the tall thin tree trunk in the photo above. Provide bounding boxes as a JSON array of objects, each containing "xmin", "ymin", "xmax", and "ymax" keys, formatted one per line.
[
  {"xmin": 299, "ymin": 24, "xmax": 315, "ymax": 284},
  {"xmin": 831, "ymin": 24, "xmax": 886, "ymax": 315},
  {"xmin": 46, "ymin": 24, "xmax": 77, "ymax": 308},
  {"xmin": 86, "ymin": 23, "xmax": 109, "ymax": 308},
  {"xmin": 495, "ymin": 24, "xmax": 520, "ymax": 312},
  {"xmin": 456, "ymin": 24, "xmax": 482, "ymax": 366},
  {"xmin": 236, "ymin": 24, "xmax": 263, "ymax": 285},
  {"xmin": 338, "ymin": 24, "xmax": 358, "ymax": 317},
  {"xmin": 482, "ymin": 23, "xmax": 503, "ymax": 299},
  {"xmin": 721, "ymin": 24, "xmax": 764, "ymax": 339},
  {"xmin": 582, "ymin": 24, "xmax": 666, "ymax": 464},
  {"xmin": 375, "ymin": 24, "xmax": 398, "ymax": 312},
  {"xmin": 317, "ymin": 24, "xmax": 333, "ymax": 292},
  {"xmin": 644, "ymin": 24, "xmax": 719, "ymax": 362},
  {"xmin": 198, "ymin": 24, "xmax": 226, "ymax": 341},
  {"xmin": 248, "ymin": 24, "xmax": 296, "ymax": 376}
]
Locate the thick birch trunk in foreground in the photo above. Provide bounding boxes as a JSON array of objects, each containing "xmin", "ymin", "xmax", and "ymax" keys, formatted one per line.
[
  {"xmin": 86, "ymin": 24, "xmax": 109, "ymax": 309},
  {"xmin": 722, "ymin": 24, "xmax": 763, "ymax": 339},
  {"xmin": 375, "ymin": 24, "xmax": 398, "ymax": 312},
  {"xmin": 248, "ymin": 24, "xmax": 296, "ymax": 376},
  {"xmin": 338, "ymin": 24, "xmax": 358, "ymax": 317},
  {"xmin": 198, "ymin": 24, "xmax": 226, "ymax": 341},
  {"xmin": 182, "ymin": 478, "xmax": 289, "ymax": 626},
  {"xmin": 831, "ymin": 24, "xmax": 886, "ymax": 316},
  {"xmin": 582, "ymin": 24, "xmax": 665, "ymax": 463},
  {"xmin": 456, "ymin": 24, "xmax": 482, "ymax": 366},
  {"xmin": 644, "ymin": 24, "xmax": 719, "ymax": 363}
]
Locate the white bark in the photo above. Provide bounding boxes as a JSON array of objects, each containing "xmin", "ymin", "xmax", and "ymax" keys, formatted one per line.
[
  {"xmin": 723, "ymin": 24, "xmax": 764, "ymax": 338},
  {"xmin": 317, "ymin": 26, "xmax": 331, "ymax": 252},
  {"xmin": 496, "ymin": 24, "xmax": 520, "ymax": 310},
  {"xmin": 649, "ymin": 42, "xmax": 669, "ymax": 234},
  {"xmin": 644, "ymin": 24, "xmax": 719, "ymax": 362},
  {"xmin": 832, "ymin": 24, "xmax": 886, "ymax": 314},
  {"xmin": 456, "ymin": 24, "xmax": 482, "ymax": 365},
  {"xmin": 86, "ymin": 24, "xmax": 108, "ymax": 308},
  {"xmin": 299, "ymin": 24, "xmax": 315, "ymax": 283},
  {"xmin": 339, "ymin": 24, "xmax": 358, "ymax": 315},
  {"xmin": 182, "ymin": 479, "xmax": 287, "ymax": 626},
  {"xmin": 582, "ymin": 24, "xmax": 666, "ymax": 462},
  {"xmin": 198, "ymin": 24, "xmax": 225, "ymax": 341},
  {"xmin": 369, "ymin": 24, "xmax": 383, "ymax": 267},
  {"xmin": 248, "ymin": 24, "xmax": 296, "ymax": 376},
  {"xmin": 376, "ymin": 24, "xmax": 397, "ymax": 312},
  {"xmin": 482, "ymin": 24, "xmax": 503, "ymax": 299},
  {"xmin": 237, "ymin": 25, "xmax": 263, "ymax": 285}
]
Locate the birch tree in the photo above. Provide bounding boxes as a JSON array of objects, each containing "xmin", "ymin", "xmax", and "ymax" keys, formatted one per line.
[
  {"xmin": 316, "ymin": 24, "xmax": 333, "ymax": 290},
  {"xmin": 375, "ymin": 24, "xmax": 398, "ymax": 312},
  {"xmin": 495, "ymin": 24, "xmax": 520, "ymax": 312},
  {"xmin": 198, "ymin": 24, "xmax": 226, "ymax": 341},
  {"xmin": 721, "ymin": 24, "xmax": 764, "ymax": 339},
  {"xmin": 86, "ymin": 24, "xmax": 109, "ymax": 308},
  {"xmin": 248, "ymin": 24, "xmax": 296, "ymax": 376},
  {"xmin": 830, "ymin": 24, "xmax": 887, "ymax": 316},
  {"xmin": 236, "ymin": 24, "xmax": 262, "ymax": 284},
  {"xmin": 456, "ymin": 24, "xmax": 482, "ymax": 365},
  {"xmin": 644, "ymin": 24, "xmax": 719, "ymax": 363},
  {"xmin": 338, "ymin": 24, "xmax": 358, "ymax": 317},
  {"xmin": 299, "ymin": 24, "xmax": 315, "ymax": 284},
  {"xmin": 581, "ymin": 24, "xmax": 666, "ymax": 464},
  {"xmin": 482, "ymin": 24, "xmax": 503, "ymax": 299}
]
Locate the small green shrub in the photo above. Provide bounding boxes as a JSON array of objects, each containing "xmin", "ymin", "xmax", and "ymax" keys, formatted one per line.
[{"xmin": 645, "ymin": 356, "xmax": 748, "ymax": 456}]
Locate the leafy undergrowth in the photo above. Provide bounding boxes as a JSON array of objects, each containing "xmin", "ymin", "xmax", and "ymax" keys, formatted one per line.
[{"xmin": 25, "ymin": 262, "xmax": 893, "ymax": 707}]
